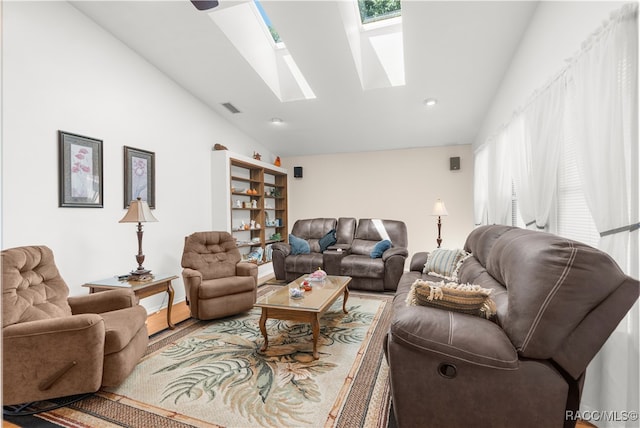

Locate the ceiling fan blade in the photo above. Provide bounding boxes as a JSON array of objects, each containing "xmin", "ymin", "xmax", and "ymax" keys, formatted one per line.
[{"xmin": 191, "ymin": 0, "xmax": 219, "ymax": 11}]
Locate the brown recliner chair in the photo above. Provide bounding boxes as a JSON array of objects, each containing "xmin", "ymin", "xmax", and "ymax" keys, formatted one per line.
[
  {"xmin": 181, "ymin": 231, "xmax": 257, "ymax": 320},
  {"xmin": 2, "ymin": 245, "xmax": 149, "ymax": 406}
]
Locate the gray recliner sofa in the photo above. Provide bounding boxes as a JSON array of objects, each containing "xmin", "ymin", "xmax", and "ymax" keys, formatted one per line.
[
  {"xmin": 272, "ymin": 217, "xmax": 408, "ymax": 291},
  {"xmin": 384, "ymin": 225, "xmax": 639, "ymax": 427}
]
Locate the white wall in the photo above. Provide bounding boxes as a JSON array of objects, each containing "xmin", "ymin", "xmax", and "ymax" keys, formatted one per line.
[
  {"xmin": 475, "ymin": 1, "xmax": 627, "ymax": 147},
  {"xmin": 1, "ymin": 1, "xmax": 272, "ymax": 311},
  {"xmin": 282, "ymin": 145, "xmax": 474, "ymax": 264}
]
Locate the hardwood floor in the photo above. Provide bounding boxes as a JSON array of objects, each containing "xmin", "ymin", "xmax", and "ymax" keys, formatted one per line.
[{"xmin": 146, "ymin": 300, "xmax": 191, "ymax": 336}]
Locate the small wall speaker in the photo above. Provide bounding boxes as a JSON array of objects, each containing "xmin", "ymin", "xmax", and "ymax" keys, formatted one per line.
[
  {"xmin": 450, "ymin": 157, "xmax": 460, "ymax": 171},
  {"xmin": 293, "ymin": 166, "xmax": 303, "ymax": 178}
]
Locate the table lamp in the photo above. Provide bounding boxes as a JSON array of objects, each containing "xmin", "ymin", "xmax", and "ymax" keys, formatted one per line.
[
  {"xmin": 119, "ymin": 197, "xmax": 158, "ymax": 276},
  {"xmin": 431, "ymin": 199, "xmax": 448, "ymax": 248}
]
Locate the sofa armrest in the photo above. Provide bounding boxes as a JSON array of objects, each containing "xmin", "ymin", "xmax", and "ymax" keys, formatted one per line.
[
  {"xmin": 327, "ymin": 244, "xmax": 351, "ymax": 252},
  {"xmin": 271, "ymin": 242, "xmax": 291, "ymax": 257},
  {"xmin": 181, "ymin": 268, "xmax": 202, "ymax": 310},
  {"xmin": 271, "ymin": 243, "xmax": 291, "ymax": 280},
  {"xmin": 323, "ymin": 249, "xmax": 347, "ymax": 275},
  {"xmin": 3, "ymin": 315, "xmax": 106, "ymax": 405},
  {"xmin": 236, "ymin": 262, "xmax": 258, "ymax": 279},
  {"xmin": 389, "ymin": 305, "xmax": 518, "ymax": 369},
  {"xmin": 69, "ymin": 288, "xmax": 137, "ymax": 315},
  {"xmin": 410, "ymin": 252, "xmax": 429, "ymax": 272},
  {"xmin": 382, "ymin": 246, "xmax": 408, "ymax": 261}
]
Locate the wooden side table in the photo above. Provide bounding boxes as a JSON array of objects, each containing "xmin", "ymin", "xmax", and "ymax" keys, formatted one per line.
[{"xmin": 83, "ymin": 273, "xmax": 179, "ymax": 330}]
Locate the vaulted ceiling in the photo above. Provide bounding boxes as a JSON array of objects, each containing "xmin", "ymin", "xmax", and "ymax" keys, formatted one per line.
[{"xmin": 71, "ymin": 0, "xmax": 538, "ymax": 157}]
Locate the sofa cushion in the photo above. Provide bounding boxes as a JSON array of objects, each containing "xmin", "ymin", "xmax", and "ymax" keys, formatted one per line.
[
  {"xmin": 319, "ymin": 229, "xmax": 337, "ymax": 252},
  {"xmin": 340, "ymin": 255, "xmax": 385, "ymax": 278},
  {"xmin": 100, "ymin": 305, "xmax": 148, "ymax": 355},
  {"xmin": 406, "ymin": 279, "xmax": 496, "ymax": 320},
  {"xmin": 391, "ymin": 275, "xmax": 518, "ymax": 369},
  {"xmin": 289, "ymin": 234, "xmax": 311, "ymax": 255},
  {"xmin": 199, "ymin": 276, "xmax": 256, "ymax": 299},
  {"xmin": 423, "ymin": 248, "xmax": 468, "ymax": 281},
  {"xmin": 370, "ymin": 240, "xmax": 392, "ymax": 258},
  {"xmin": 285, "ymin": 253, "xmax": 325, "ymax": 275}
]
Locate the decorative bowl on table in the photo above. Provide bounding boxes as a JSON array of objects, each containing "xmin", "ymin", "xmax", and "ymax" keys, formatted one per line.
[
  {"xmin": 289, "ymin": 288, "xmax": 304, "ymax": 299},
  {"xmin": 307, "ymin": 269, "xmax": 327, "ymax": 281}
]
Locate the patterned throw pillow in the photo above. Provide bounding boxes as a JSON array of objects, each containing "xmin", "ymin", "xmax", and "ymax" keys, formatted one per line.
[
  {"xmin": 406, "ymin": 279, "xmax": 497, "ymax": 320},
  {"xmin": 289, "ymin": 234, "xmax": 310, "ymax": 255},
  {"xmin": 423, "ymin": 248, "xmax": 470, "ymax": 281}
]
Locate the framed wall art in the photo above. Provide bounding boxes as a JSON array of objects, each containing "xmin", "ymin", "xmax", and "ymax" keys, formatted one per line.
[
  {"xmin": 124, "ymin": 146, "xmax": 155, "ymax": 208},
  {"xmin": 58, "ymin": 131, "xmax": 104, "ymax": 208}
]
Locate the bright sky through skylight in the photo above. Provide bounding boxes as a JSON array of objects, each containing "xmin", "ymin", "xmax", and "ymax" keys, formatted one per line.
[
  {"xmin": 254, "ymin": 0, "xmax": 281, "ymax": 43},
  {"xmin": 358, "ymin": 0, "xmax": 401, "ymax": 24}
]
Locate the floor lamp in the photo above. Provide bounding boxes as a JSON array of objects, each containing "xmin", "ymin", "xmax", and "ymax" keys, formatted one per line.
[
  {"xmin": 119, "ymin": 197, "xmax": 158, "ymax": 277},
  {"xmin": 431, "ymin": 199, "xmax": 448, "ymax": 248}
]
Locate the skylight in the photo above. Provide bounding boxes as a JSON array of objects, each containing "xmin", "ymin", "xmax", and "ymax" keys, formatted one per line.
[
  {"xmin": 338, "ymin": 0, "xmax": 405, "ymax": 89},
  {"xmin": 254, "ymin": 0, "xmax": 281, "ymax": 44},
  {"xmin": 208, "ymin": 1, "xmax": 316, "ymax": 102},
  {"xmin": 358, "ymin": 0, "xmax": 401, "ymax": 25}
]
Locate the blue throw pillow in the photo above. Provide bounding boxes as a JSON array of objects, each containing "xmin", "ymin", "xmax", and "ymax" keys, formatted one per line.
[
  {"xmin": 370, "ymin": 239, "xmax": 392, "ymax": 258},
  {"xmin": 318, "ymin": 229, "xmax": 337, "ymax": 252},
  {"xmin": 289, "ymin": 234, "xmax": 310, "ymax": 255}
]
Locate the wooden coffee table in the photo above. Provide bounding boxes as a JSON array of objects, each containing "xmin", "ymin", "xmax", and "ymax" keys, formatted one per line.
[{"xmin": 255, "ymin": 275, "xmax": 351, "ymax": 359}]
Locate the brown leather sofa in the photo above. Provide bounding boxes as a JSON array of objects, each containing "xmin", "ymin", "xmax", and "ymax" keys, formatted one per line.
[
  {"xmin": 2, "ymin": 245, "xmax": 149, "ymax": 406},
  {"xmin": 272, "ymin": 217, "xmax": 408, "ymax": 291},
  {"xmin": 384, "ymin": 225, "xmax": 639, "ymax": 427},
  {"xmin": 181, "ymin": 231, "xmax": 257, "ymax": 320}
]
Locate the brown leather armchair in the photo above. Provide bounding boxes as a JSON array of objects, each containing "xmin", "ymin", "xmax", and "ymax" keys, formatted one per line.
[
  {"xmin": 181, "ymin": 231, "xmax": 257, "ymax": 320},
  {"xmin": 2, "ymin": 246, "xmax": 149, "ymax": 406}
]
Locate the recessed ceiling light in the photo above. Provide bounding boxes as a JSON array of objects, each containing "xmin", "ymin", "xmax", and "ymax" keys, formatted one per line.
[
  {"xmin": 270, "ymin": 117, "xmax": 284, "ymax": 125},
  {"xmin": 423, "ymin": 98, "xmax": 438, "ymax": 107}
]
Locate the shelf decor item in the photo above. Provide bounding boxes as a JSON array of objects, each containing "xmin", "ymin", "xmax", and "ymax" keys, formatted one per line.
[
  {"xmin": 58, "ymin": 131, "xmax": 104, "ymax": 208},
  {"xmin": 212, "ymin": 150, "xmax": 288, "ymax": 266},
  {"xmin": 124, "ymin": 146, "xmax": 155, "ymax": 209},
  {"xmin": 119, "ymin": 197, "xmax": 158, "ymax": 277}
]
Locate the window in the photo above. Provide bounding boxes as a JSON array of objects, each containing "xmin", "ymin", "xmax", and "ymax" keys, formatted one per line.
[
  {"xmin": 358, "ymin": 0, "xmax": 401, "ymax": 24},
  {"xmin": 556, "ymin": 114, "xmax": 600, "ymax": 247},
  {"xmin": 254, "ymin": 0, "xmax": 281, "ymax": 44}
]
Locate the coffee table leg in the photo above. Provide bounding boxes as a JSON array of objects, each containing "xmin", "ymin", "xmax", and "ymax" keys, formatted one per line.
[
  {"xmin": 312, "ymin": 314, "xmax": 320, "ymax": 360},
  {"xmin": 259, "ymin": 309, "xmax": 269, "ymax": 352},
  {"xmin": 166, "ymin": 280, "xmax": 175, "ymax": 329},
  {"xmin": 342, "ymin": 287, "xmax": 349, "ymax": 314}
]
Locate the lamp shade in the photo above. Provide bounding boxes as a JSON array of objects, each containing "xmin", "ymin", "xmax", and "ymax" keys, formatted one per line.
[
  {"xmin": 431, "ymin": 199, "xmax": 449, "ymax": 216},
  {"xmin": 119, "ymin": 197, "xmax": 158, "ymax": 223}
]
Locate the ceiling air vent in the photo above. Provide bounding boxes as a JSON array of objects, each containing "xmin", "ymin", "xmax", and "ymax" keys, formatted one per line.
[{"xmin": 221, "ymin": 102, "xmax": 241, "ymax": 114}]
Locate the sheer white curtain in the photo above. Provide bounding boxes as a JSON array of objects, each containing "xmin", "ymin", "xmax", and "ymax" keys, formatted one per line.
[
  {"xmin": 473, "ymin": 145, "xmax": 489, "ymax": 226},
  {"xmin": 512, "ymin": 80, "xmax": 565, "ymax": 230},
  {"xmin": 486, "ymin": 131, "xmax": 512, "ymax": 225},
  {"xmin": 567, "ymin": 4, "xmax": 638, "ymax": 426}
]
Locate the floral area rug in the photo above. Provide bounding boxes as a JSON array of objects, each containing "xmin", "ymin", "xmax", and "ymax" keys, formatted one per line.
[{"xmin": 10, "ymin": 287, "xmax": 393, "ymax": 428}]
